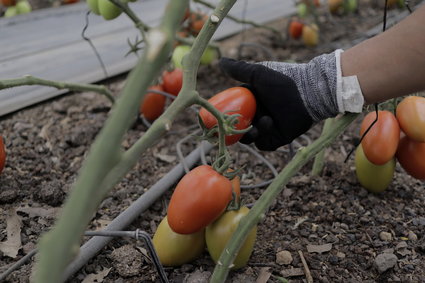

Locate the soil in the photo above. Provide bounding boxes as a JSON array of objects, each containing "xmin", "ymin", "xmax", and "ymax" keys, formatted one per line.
[{"xmin": 1, "ymin": 1, "xmax": 424, "ymax": 283}]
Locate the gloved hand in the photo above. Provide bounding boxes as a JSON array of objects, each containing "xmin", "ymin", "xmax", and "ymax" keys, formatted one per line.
[{"xmin": 219, "ymin": 50, "xmax": 364, "ymax": 151}]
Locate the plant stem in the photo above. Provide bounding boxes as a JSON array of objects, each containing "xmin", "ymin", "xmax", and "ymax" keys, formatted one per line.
[
  {"xmin": 311, "ymin": 118, "xmax": 334, "ymax": 176},
  {"xmin": 33, "ymin": 1, "xmax": 189, "ymax": 282},
  {"xmin": 0, "ymin": 75, "xmax": 115, "ymax": 104},
  {"xmin": 109, "ymin": 0, "xmax": 150, "ymax": 34},
  {"xmin": 210, "ymin": 113, "xmax": 358, "ymax": 283}
]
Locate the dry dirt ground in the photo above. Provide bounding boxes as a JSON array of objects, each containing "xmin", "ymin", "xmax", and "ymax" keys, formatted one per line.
[{"xmin": 1, "ymin": 1, "xmax": 424, "ymax": 282}]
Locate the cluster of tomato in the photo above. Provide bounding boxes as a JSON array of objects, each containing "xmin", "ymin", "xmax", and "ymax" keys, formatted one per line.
[
  {"xmin": 0, "ymin": 136, "xmax": 5, "ymax": 175},
  {"xmin": 152, "ymin": 86, "xmax": 257, "ymax": 268},
  {"xmin": 1, "ymin": 0, "xmax": 31, "ymax": 18},
  {"xmin": 139, "ymin": 68, "xmax": 183, "ymax": 122},
  {"xmin": 355, "ymin": 96, "xmax": 425, "ymax": 193},
  {"xmin": 288, "ymin": 18, "xmax": 319, "ymax": 47}
]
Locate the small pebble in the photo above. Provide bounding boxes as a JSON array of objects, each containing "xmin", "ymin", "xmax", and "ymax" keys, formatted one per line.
[
  {"xmin": 276, "ymin": 250, "xmax": 293, "ymax": 265},
  {"xmin": 379, "ymin": 231, "xmax": 392, "ymax": 241}
]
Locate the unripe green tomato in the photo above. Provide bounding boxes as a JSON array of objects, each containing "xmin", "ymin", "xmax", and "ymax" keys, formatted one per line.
[
  {"xmin": 297, "ymin": 3, "xmax": 308, "ymax": 18},
  {"xmin": 344, "ymin": 0, "xmax": 357, "ymax": 12},
  {"xmin": 206, "ymin": 206, "xmax": 257, "ymax": 269},
  {"xmin": 172, "ymin": 45, "xmax": 191, "ymax": 69},
  {"xmin": 355, "ymin": 145, "xmax": 395, "ymax": 193},
  {"xmin": 16, "ymin": 0, "xmax": 31, "ymax": 14},
  {"xmin": 4, "ymin": 6, "xmax": 18, "ymax": 17},
  {"xmin": 200, "ymin": 47, "xmax": 219, "ymax": 65},
  {"xmin": 98, "ymin": 0, "xmax": 122, "ymax": 20},
  {"xmin": 87, "ymin": 0, "xmax": 100, "ymax": 15},
  {"xmin": 152, "ymin": 216, "xmax": 205, "ymax": 267}
]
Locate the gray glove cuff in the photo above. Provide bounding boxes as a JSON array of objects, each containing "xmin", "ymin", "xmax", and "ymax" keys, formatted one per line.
[{"xmin": 260, "ymin": 50, "xmax": 364, "ymax": 122}]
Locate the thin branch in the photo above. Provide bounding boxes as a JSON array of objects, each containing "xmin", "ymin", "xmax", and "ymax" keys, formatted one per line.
[
  {"xmin": 210, "ymin": 113, "xmax": 358, "ymax": 283},
  {"xmin": 0, "ymin": 75, "xmax": 115, "ymax": 104},
  {"xmin": 311, "ymin": 118, "xmax": 334, "ymax": 176},
  {"xmin": 193, "ymin": 0, "xmax": 281, "ymax": 37}
]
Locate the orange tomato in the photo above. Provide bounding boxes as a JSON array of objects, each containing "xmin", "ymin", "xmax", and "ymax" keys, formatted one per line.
[
  {"xmin": 189, "ymin": 11, "xmax": 208, "ymax": 36},
  {"xmin": 289, "ymin": 20, "xmax": 304, "ymax": 39},
  {"xmin": 360, "ymin": 110, "xmax": 400, "ymax": 165},
  {"xmin": 167, "ymin": 165, "xmax": 233, "ymax": 234},
  {"xmin": 396, "ymin": 135, "xmax": 425, "ymax": 180},
  {"xmin": 0, "ymin": 136, "xmax": 5, "ymax": 174},
  {"xmin": 396, "ymin": 96, "xmax": 425, "ymax": 142},
  {"xmin": 140, "ymin": 85, "xmax": 166, "ymax": 122},
  {"xmin": 199, "ymin": 87, "xmax": 256, "ymax": 145}
]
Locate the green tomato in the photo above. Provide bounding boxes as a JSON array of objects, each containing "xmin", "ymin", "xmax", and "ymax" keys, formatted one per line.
[
  {"xmin": 200, "ymin": 47, "xmax": 219, "ymax": 65},
  {"xmin": 205, "ymin": 206, "xmax": 257, "ymax": 269},
  {"xmin": 172, "ymin": 45, "xmax": 191, "ymax": 69},
  {"xmin": 152, "ymin": 216, "xmax": 205, "ymax": 267},
  {"xmin": 297, "ymin": 3, "xmax": 308, "ymax": 18},
  {"xmin": 87, "ymin": 0, "xmax": 100, "ymax": 15},
  {"xmin": 355, "ymin": 145, "xmax": 395, "ymax": 193},
  {"xmin": 344, "ymin": 0, "xmax": 357, "ymax": 12},
  {"xmin": 16, "ymin": 0, "xmax": 31, "ymax": 14},
  {"xmin": 4, "ymin": 6, "xmax": 18, "ymax": 17},
  {"xmin": 98, "ymin": 0, "xmax": 122, "ymax": 20}
]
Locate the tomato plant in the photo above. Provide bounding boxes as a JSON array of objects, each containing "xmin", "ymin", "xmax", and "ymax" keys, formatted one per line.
[
  {"xmin": 98, "ymin": 0, "xmax": 122, "ymax": 20},
  {"xmin": 139, "ymin": 85, "xmax": 166, "ymax": 122},
  {"xmin": 152, "ymin": 216, "xmax": 205, "ymax": 266},
  {"xmin": 289, "ymin": 20, "xmax": 303, "ymax": 39},
  {"xmin": 162, "ymin": 68, "xmax": 183, "ymax": 96},
  {"xmin": 360, "ymin": 110, "xmax": 400, "ymax": 165},
  {"xmin": 355, "ymin": 145, "xmax": 395, "ymax": 193},
  {"xmin": 205, "ymin": 206, "xmax": 257, "ymax": 269},
  {"xmin": 0, "ymin": 136, "xmax": 6, "ymax": 175},
  {"xmin": 396, "ymin": 135, "xmax": 425, "ymax": 180},
  {"xmin": 198, "ymin": 87, "xmax": 256, "ymax": 145},
  {"xmin": 167, "ymin": 165, "xmax": 233, "ymax": 234},
  {"xmin": 396, "ymin": 96, "xmax": 425, "ymax": 142}
]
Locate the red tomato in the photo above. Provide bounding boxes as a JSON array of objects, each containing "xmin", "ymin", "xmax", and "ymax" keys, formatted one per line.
[
  {"xmin": 167, "ymin": 165, "xmax": 233, "ymax": 234},
  {"xmin": 140, "ymin": 85, "xmax": 166, "ymax": 122},
  {"xmin": 199, "ymin": 87, "xmax": 256, "ymax": 145},
  {"xmin": 227, "ymin": 169, "xmax": 241, "ymax": 204},
  {"xmin": 0, "ymin": 136, "xmax": 5, "ymax": 174},
  {"xmin": 396, "ymin": 96, "xmax": 425, "ymax": 142},
  {"xmin": 360, "ymin": 110, "xmax": 400, "ymax": 165},
  {"xmin": 289, "ymin": 20, "xmax": 304, "ymax": 39},
  {"xmin": 63, "ymin": 0, "xmax": 79, "ymax": 4},
  {"xmin": 162, "ymin": 68, "xmax": 183, "ymax": 96},
  {"xmin": 189, "ymin": 11, "xmax": 208, "ymax": 36},
  {"xmin": 1, "ymin": 0, "xmax": 16, "ymax": 6},
  {"xmin": 396, "ymin": 135, "xmax": 425, "ymax": 180}
]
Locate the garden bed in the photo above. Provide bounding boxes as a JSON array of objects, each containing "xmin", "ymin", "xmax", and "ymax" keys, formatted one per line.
[{"xmin": 1, "ymin": 1, "xmax": 424, "ymax": 282}]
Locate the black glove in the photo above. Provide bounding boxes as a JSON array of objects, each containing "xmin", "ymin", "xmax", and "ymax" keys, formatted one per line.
[{"xmin": 219, "ymin": 50, "xmax": 365, "ymax": 151}]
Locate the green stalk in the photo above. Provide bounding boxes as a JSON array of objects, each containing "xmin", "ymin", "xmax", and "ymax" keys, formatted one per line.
[
  {"xmin": 33, "ymin": 1, "xmax": 189, "ymax": 282},
  {"xmin": 210, "ymin": 113, "xmax": 358, "ymax": 283},
  {"xmin": 0, "ymin": 75, "xmax": 115, "ymax": 104},
  {"xmin": 311, "ymin": 118, "xmax": 334, "ymax": 176}
]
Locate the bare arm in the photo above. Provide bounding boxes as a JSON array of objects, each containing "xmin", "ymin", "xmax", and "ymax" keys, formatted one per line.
[{"xmin": 341, "ymin": 4, "xmax": 425, "ymax": 104}]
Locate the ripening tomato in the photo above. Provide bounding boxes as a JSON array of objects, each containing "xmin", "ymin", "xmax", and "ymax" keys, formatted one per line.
[
  {"xmin": 360, "ymin": 110, "xmax": 400, "ymax": 165},
  {"xmin": 140, "ymin": 85, "xmax": 166, "ymax": 122},
  {"xmin": 167, "ymin": 165, "xmax": 233, "ymax": 234},
  {"xmin": 206, "ymin": 206, "xmax": 257, "ymax": 269},
  {"xmin": 189, "ymin": 11, "xmax": 208, "ymax": 36},
  {"xmin": 199, "ymin": 87, "xmax": 256, "ymax": 145},
  {"xmin": 355, "ymin": 145, "xmax": 395, "ymax": 193},
  {"xmin": 227, "ymin": 168, "xmax": 241, "ymax": 204},
  {"xmin": 162, "ymin": 68, "xmax": 183, "ymax": 96},
  {"xmin": 0, "ymin": 136, "xmax": 6, "ymax": 175},
  {"xmin": 396, "ymin": 135, "xmax": 425, "ymax": 180},
  {"xmin": 302, "ymin": 24, "xmax": 319, "ymax": 47},
  {"xmin": 289, "ymin": 20, "xmax": 304, "ymax": 39},
  {"xmin": 172, "ymin": 45, "xmax": 191, "ymax": 69},
  {"xmin": 1, "ymin": 0, "xmax": 16, "ymax": 7},
  {"xmin": 396, "ymin": 96, "xmax": 425, "ymax": 142},
  {"xmin": 152, "ymin": 216, "xmax": 205, "ymax": 266},
  {"xmin": 98, "ymin": 0, "xmax": 122, "ymax": 20}
]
